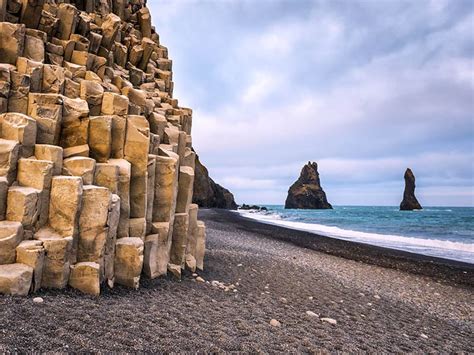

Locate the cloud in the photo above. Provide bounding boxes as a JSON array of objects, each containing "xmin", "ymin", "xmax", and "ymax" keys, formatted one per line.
[{"xmin": 151, "ymin": 0, "xmax": 474, "ymax": 206}]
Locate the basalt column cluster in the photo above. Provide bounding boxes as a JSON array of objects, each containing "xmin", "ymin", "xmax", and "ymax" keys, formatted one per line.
[{"xmin": 0, "ymin": 0, "xmax": 206, "ymax": 296}]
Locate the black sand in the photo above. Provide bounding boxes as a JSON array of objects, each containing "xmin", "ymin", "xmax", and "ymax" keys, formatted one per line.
[{"xmin": 0, "ymin": 209, "xmax": 472, "ymax": 352}]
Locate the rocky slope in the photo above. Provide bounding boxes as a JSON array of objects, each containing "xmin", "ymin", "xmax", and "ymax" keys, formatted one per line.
[
  {"xmin": 285, "ymin": 161, "xmax": 332, "ymax": 209},
  {"xmin": 193, "ymin": 153, "xmax": 237, "ymax": 210},
  {"xmin": 400, "ymin": 168, "xmax": 422, "ymax": 211},
  {"xmin": 0, "ymin": 0, "xmax": 206, "ymax": 296}
]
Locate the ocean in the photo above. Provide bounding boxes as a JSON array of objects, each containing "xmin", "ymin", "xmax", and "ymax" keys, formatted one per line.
[{"xmin": 237, "ymin": 206, "xmax": 474, "ymax": 264}]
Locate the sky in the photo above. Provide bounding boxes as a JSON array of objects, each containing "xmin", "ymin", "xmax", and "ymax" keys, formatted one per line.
[{"xmin": 149, "ymin": 0, "xmax": 474, "ymax": 207}]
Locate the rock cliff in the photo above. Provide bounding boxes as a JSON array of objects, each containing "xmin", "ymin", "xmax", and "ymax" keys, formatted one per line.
[
  {"xmin": 0, "ymin": 0, "xmax": 206, "ymax": 296},
  {"xmin": 400, "ymin": 168, "xmax": 422, "ymax": 211},
  {"xmin": 193, "ymin": 154, "xmax": 237, "ymax": 210},
  {"xmin": 285, "ymin": 162, "xmax": 332, "ymax": 209}
]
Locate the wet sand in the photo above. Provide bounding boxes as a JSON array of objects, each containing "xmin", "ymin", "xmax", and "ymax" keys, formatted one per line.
[{"xmin": 0, "ymin": 208, "xmax": 472, "ymax": 352}]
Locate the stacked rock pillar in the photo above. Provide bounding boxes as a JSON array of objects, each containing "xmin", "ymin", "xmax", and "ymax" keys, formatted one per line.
[{"xmin": 0, "ymin": 0, "xmax": 206, "ymax": 296}]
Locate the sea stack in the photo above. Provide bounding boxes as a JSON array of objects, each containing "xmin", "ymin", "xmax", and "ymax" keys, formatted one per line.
[
  {"xmin": 285, "ymin": 162, "xmax": 332, "ymax": 209},
  {"xmin": 400, "ymin": 168, "xmax": 422, "ymax": 211}
]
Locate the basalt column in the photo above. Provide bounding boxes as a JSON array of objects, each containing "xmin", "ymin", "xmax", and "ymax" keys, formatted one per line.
[{"xmin": 0, "ymin": 0, "xmax": 206, "ymax": 296}]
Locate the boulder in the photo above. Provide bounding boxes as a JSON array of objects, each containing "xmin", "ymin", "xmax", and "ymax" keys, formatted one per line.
[
  {"xmin": 34, "ymin": 231, "xmax": 73, "ymax": 289},
  {"xmin": 285, "ymin": 161, "xmax": 332, "ymax": 209},
  {"xmin": 0, "ymin": 221, "xmax": 23, "ymax": 265},
  {"xmin": 0, "ymin": 263, "xmax": 33, "ymax": 296},
  {"xmin": 400, "ymin": 168, "xmax": 422, "ymax": 211},
  {"xmin": 69, "ymin": 261, "xmax": 100, "ymax": 296},
  {"xmin": 114, "ymin": 237, "xmax": 143, "ymax": 289},
  {"xmin": 16, "ymin": 240, "xmax": 44, "ymax": 292}
]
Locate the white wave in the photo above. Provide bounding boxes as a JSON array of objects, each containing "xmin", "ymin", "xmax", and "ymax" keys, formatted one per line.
[{"xmin": 237, "ymin": 210, "xmax": 474, "ymax": 264}]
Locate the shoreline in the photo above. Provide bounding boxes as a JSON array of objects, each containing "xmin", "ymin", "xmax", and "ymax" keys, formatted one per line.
[
  {"xmin": 0, "ymin": 208, "xmax": 472, "ymax": 352},
  {"xmin": 216, "ymin": 209, "xmax": 473, "ymax": 287}
]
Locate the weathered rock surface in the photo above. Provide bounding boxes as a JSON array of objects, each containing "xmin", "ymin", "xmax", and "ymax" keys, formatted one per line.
[
  {"xmin": 285, "ymin": 162, "xmax": 332, "ymax": 210},
  {"xmin": 400, "ymin": 168, "xmax": 422, "ymax": 211},
  {"xmin": 193, "ymin": 153, "xmax": 237, "ymax": 210},
  {"xmin": 0, "ymin": 0, "xmax": 206, "ymax": 296}
]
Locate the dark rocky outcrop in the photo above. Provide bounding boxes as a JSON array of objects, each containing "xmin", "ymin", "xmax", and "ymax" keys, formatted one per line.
[
  {"xmin": 193, "ymin": 154, "xmax": 238, "ymax": 210},
  {"xmin": 285, "ymin": 162, "xmax": 332, "ymax": 209},
  {"xmin": 239, "ymin": 204, "xmax": 267, "ymax": 211},
  {"xmin": 400, "ymin": 168, "xmax": 422, "ymax": 211}
]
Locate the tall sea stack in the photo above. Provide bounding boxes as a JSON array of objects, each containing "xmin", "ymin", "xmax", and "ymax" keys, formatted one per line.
[
  {"xmin": 285, "ymin": 162, "xmax": 332, "ymax": 209},
  {"xmin": 400, "ymin": 168, "xmax": 422, "ymax": 211}
]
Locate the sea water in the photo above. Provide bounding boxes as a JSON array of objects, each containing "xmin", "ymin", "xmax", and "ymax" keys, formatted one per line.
[{"xmin": 237, "ymin": 206, "xmax": 474, "ymax": 264}]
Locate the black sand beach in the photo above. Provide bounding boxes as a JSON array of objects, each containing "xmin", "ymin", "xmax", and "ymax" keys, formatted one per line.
[{"xmin": 0, "ymin": 209, "xmax": 472, "ymax": 352}]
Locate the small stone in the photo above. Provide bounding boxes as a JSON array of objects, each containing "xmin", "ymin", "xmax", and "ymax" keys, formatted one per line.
[
  {"xmin": 196, "ymin": 276, "xmax": 205, "ymax": 283},
  {"xmin": 403, "ymin": 333, "xmax": 409, "ymax": 338},
  {"xmin": 308, "ymin": 296, "xmax": 313, "ymax": 300},
  {"xmin": 237, "ymin": 264, "xmax": 242, "ymax": 267},
  {"xmin": 374, "ymin": 294, "xmax": 381, "ymax": 300},
  {"xmin": 420, "ymin": 333, "xmax": 428, "ymax": 339},
  {"xmin": 233, "ymin": 289, "xmax": 238, "ymax": 293},
  {"xmin": 367, "ymin": 302, "xmax": 373, "ymax": 306},
  {"xmin": 280, "ymin": 297, "xmax": 288, "ymax": 304},
  {"xmin": 269, "ymin": 319, "xmax": 281, "ymax": 327},
  {"xmin": 306, "ymin": 311, "xmax": 319, "ymax": 317},
  {"xmin": 321, "ymin": 317, "xmax": 337, "ymax": 325},
  {"xmin": 33, "ymin": 297, "xmax": 43, "ymax": 303},
  {"xmin": 192, "ymin": 273, "xmax": 198, "ymax": 277}
]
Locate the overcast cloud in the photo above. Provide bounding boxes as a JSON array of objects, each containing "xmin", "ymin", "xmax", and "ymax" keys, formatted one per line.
[{"xmin": 150, "ymin": 0, "xmax": 474, "ymax": 206}]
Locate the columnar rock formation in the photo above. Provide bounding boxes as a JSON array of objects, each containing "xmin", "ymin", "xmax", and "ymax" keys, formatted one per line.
[
  {"xmin": 400, "ymin": 168, "xmax": 422, "ymax": 211},
  {"xmin": 193, "ymin": 153, "xmax": 237, "ymax": 210},
  {"xmin": 285, "ymin": 161, "xmax": 332, "ymax": 209},
  {"xmin": 0, "ymin": 0, "xmax": 206, "ymax": 296}
]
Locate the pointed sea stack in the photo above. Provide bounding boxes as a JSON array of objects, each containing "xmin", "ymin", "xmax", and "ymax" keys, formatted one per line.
[
  {"xmin": 285, "ymin": 162, "xmax": 332, "ymax": 209},
  {"xmin": 400, "ymin": 168, "xmax": 422, "ymax": 211}
]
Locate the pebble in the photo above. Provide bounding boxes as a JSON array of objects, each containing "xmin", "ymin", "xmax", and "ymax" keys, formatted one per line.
[
  {"xmin": 374, "ymin": 295, "xmax": 381, "ymax": 300},
  {"xmin": 280, "ymin": 297, "xmax": 288, "ymax": 304},
  {"xmin": 420, "ymin": 333, "xmax": 429, "ymax": 339},
  {"xmin": 321, "ymin": 317, "xmax": 337, "ymax": 325},
  {"xmin": 308, "ymin": 296, "xmax": 313, "ymax": 300},
  {"xmin": 33, "ymin": 297, "xmax": 43, "ymax": 304},
  {"xmin": 306, "ymin": 311, "xmax": 319, "ymax": 317},
  {"xmin": 270, "ymin": 319, "xmax": 281, "ymax": 327},
  {"xmin": 367, "ymin": 302, "xmax": 373, "ymax": 306},
  {"xmin": 237, "ymin": 264, "xmax": 243, "ymax": 267},
  {"xmin": 192, "ymin": 273, "xmax": 198, "ymax": 277},
  {"xmin": 196, "ymin": 277, "xmax": 205, "ymax": 283}
]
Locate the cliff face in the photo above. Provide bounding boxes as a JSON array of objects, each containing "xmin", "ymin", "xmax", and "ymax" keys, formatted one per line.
[
  {"xmin": 193, "ymin": 154, "xmax": 237, "ymax": 210},
  {"xmin": 400, "ymin": 168, "xmax": 422, "ymax": 211},
  {"xmin": 285, "ymin": 162, "xmax": 332, "ymax": 209},
  {"xmin": 0, "ymin": 0, "xmax": 206, "ymax": 296}
]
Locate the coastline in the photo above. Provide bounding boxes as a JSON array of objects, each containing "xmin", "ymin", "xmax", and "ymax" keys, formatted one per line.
[
  {"xmin": 0, "ymin": 208, "xmax": 472, "ymax": 352},
  {"xmin": 224, "ymin": 209, "xmax": 474, "ymax": 287}
]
